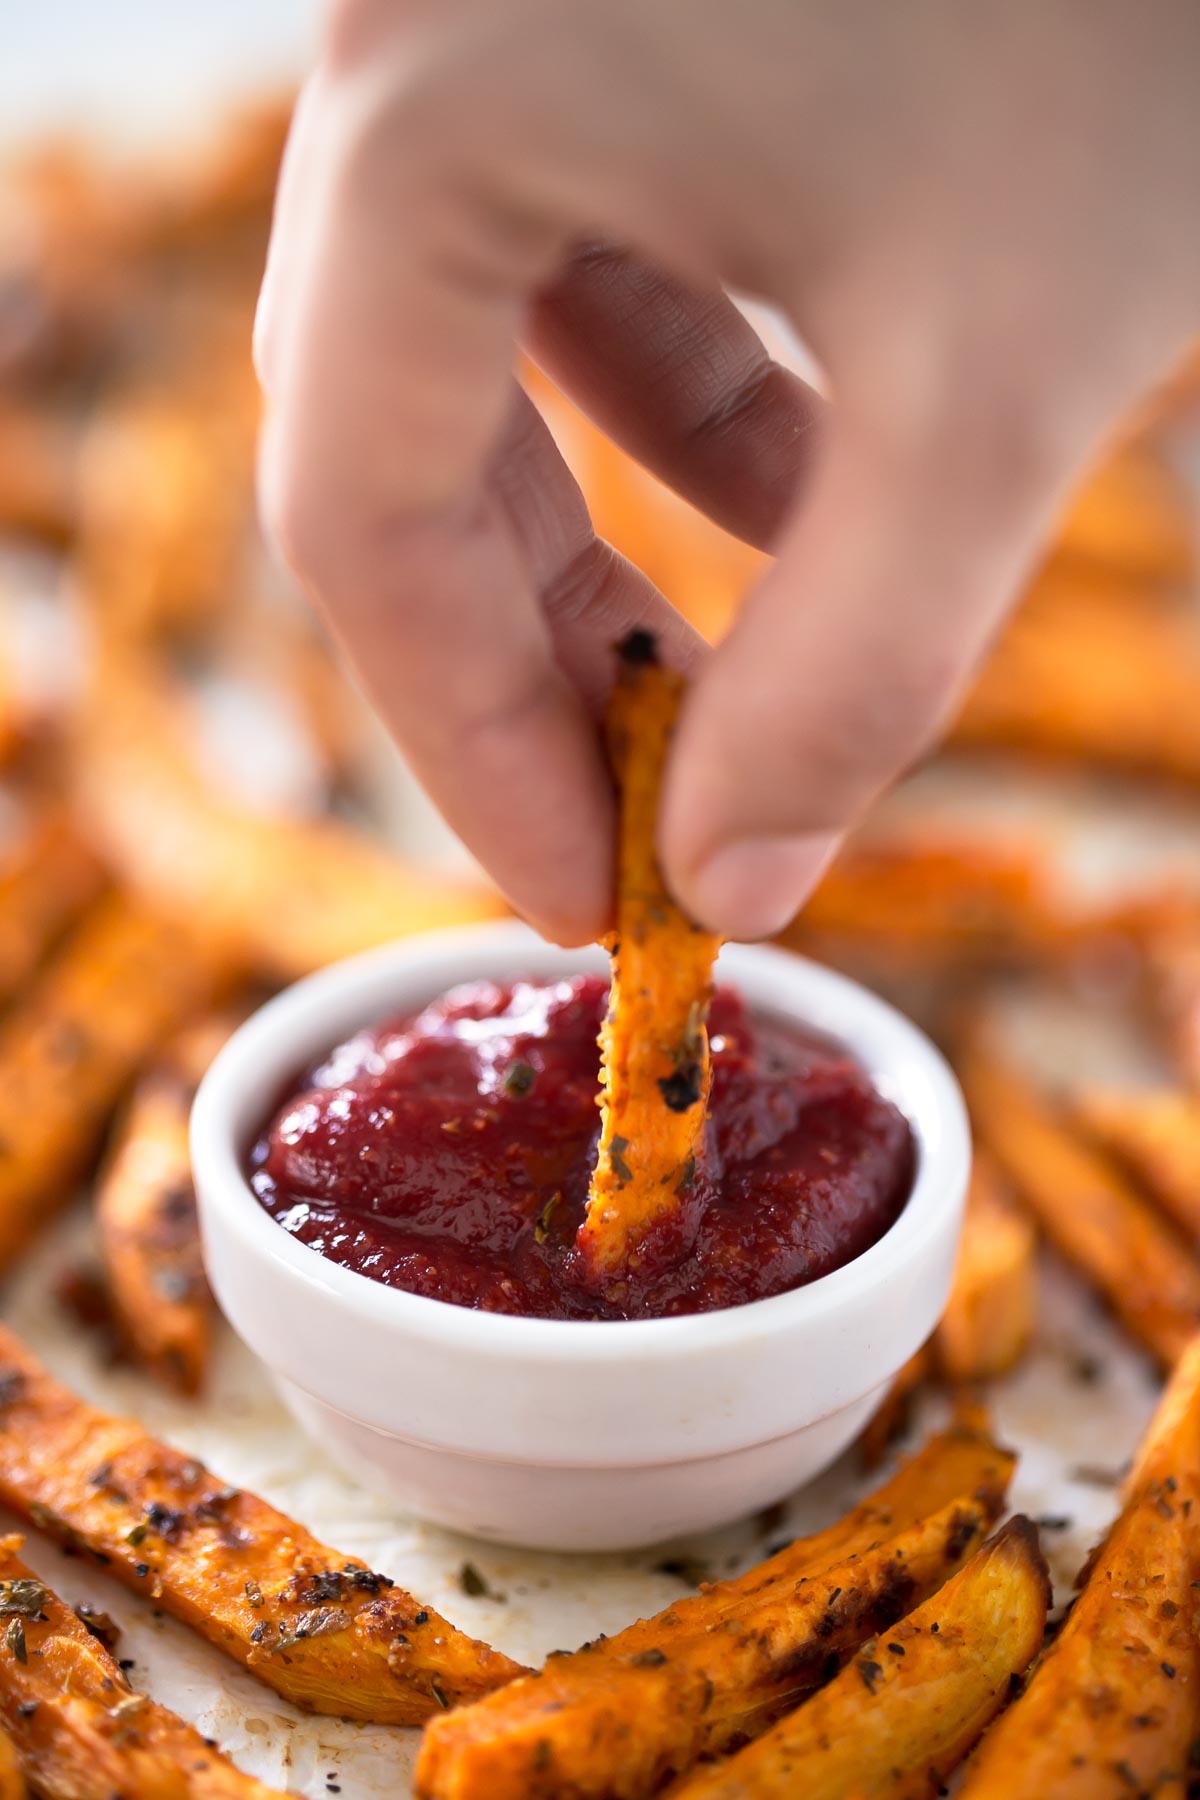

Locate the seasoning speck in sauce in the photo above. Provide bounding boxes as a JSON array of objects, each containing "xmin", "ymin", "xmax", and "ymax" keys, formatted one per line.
[{"xmin": 248, "ymin": 976, "xmax": 913, "ymax": 1321}]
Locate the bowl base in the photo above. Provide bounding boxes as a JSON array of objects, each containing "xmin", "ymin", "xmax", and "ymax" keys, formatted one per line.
[{"xmin": 276, "ymin": 1376, "xmax": 886, "ymax": 1552}]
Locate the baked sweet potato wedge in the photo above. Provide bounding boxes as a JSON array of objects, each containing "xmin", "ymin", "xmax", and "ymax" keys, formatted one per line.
[
  {"xmin": 862, "ymin": 1160, "xmax": 1035, "ymax": 1463},
  {"xmin": 0, "ymin": 1326, "xmax": 523, "ymax": 1724},
  {"xmin": 0, "ymin": 1730, "xmax": 20, "ymax": 1800},
  {"xmin": 780, "ymin": 838, "xmax": 1064, "ymax": 972},
  {"xmin": 951, "ymin": 581, "xmax": 1200, "ymax": 782},
  {"xmin": 959, "ymin": 1037, "xmax": 1200, "ymax": 1366},
  {"xmin": 1046, "ymin": 441, "xmax": 1195, "ymax": 589},
  {"xmin": 859, "ymin": 1349, "xmax": 932, "ymax": 1469},
  {"xmin": 1075, "ymin": 1088, "xmax": 1200, "ymax": 1243},
  {"xmin": 96, "ymin": 1075, "xmax": 208, "ymax": 1397},
  {"xmin": 0, "ymin": 811, "xmax": 106, "ymax": 1007},
  {"xmin": 0, "ymin": 1533, "xmax": 291, "ymax": 1798},
  {"xmin": 580, "ymin": 632, "xmax": 720, "ymax": 1284},
  {"xmin": 98, "ymin": 1011, "xmax": 242, "ymax": 1391},
  {"xmin": 74, "ymin": 644, "xmax": 505, "ymax": 981},
  {"xmin": 936, "ymin": 1155, "xmax": 1036, "ymax": 1384},
  {"xmin": 0, "ymin": 402, "xmax": 79, "ymax": 547},
  {"xmin": 0, "ymin": 894, "xmax": 231, "ymax": 1269},
  {"xmin": 959, "ymin": 1334, "xmax": 1200, "ymax": 1798},
  {"xmin": 672, "ymin": 1516, "xmax": 1049, "ymax": 1800},
  {"xmin": 415, "ymin": 1421, "xmax": 1014, "ymax": 1800},
  {"xmin": 77, "ymin": 372, "xmax": 256, "ymax": 644}
]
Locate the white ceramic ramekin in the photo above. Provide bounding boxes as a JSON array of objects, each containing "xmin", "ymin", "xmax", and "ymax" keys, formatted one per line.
[{"xmin": 192, "ymin": 921, "xmax": 968, "ymax": 1551}]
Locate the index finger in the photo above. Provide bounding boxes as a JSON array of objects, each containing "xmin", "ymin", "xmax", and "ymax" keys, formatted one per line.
[
  {"xmin": 256, "ymin": 74, "xmax": 699, "ymax": 944},
  {"xmin": 256, "ymin": 72, "xmax": 601, "ymax": 943}
]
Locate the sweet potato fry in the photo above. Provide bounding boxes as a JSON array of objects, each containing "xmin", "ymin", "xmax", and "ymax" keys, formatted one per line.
[
  {"xmin": 98, "ymin": 1009, "xmax": 241, "ymax": 1391},
  {"xmin": 0, "ymin": 894, "xmax": 231, "ymax": 1268},
  {"xmin": 580, "ymin": 633, "xmax": 721, "ymax": 1283},
  {"xmin": 672, "ymin": 1516, "xmax": 1049, "ymax": 1800},
  {"xmin": 77, "ymin": 379, "xmax": 255, "ymax": 644},
  {"xmin": 1139, "ymin": 905, "xmax": 1200, "ymax": 1092},
  {"xmin": 862, "ymin": 1160, "xmax": 1035, "ymax": 1462},
  {"xmin": 859, "ymin": 1349, "xmax": 932, "ymax": 1469},
  {"xmin": 936, "ymin": 1155, "xmax": 1036, "ymax": 1383},
  {"xmin": 73, "ymin": 645, "xmax": 505, "ymax": 980},
  {"xmin": 780, "ymin": 838, "xmax": 1066, "ymax": 972},
  {"xmin": 0, "ymin": 144, "xmax": 138, "ymax": 386},
  {"xmin": 1045, "ymin": 442, "xmax": 1196, "ymax": 589},
  {"xmin": 951, "ymin": 581, "xmax": 1200, "ymax": 782},
  {"xmin": 0, "ymin": 810, "xmax": 106, "ymax": 1007},
  {"xmin": 0, "ymin": 1533, "xmax": 290, "ymax": 1798},
  {"xmin": 0, "ymin": 403, "xmax": 78, "ymax": 545},
  {"xmin": 96, "ymin": 1079, "xmax": 206, "ymax": 1394},
  {"xmin": 959, "ymin": 1335, "xmax": 1200, "ymax": 1798},
  {"xmin": 0, "ymin": 1326, "xmax": 523, "ymax": 1724},
  {"xmin": 1075, "ymin": 1088, "xmax": 1200, "ymax": 1243},
  {"xmin": 144, "ymin": 96, "xmax": 291, "ymax": 255},
  {"xmin": 959, "ymin": 1037, "xmax": 1200, "ymax": 1366},
  {"xmin": 415, "ymin": 1421, "xmax": 1014, "ymax": 1800},
  {"xmin": 0, "ymin": 1730, "xmax": 20, "ymax": 1800}
]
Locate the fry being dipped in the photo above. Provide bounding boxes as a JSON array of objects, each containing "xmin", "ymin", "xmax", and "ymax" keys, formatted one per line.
[{"xmin": 579, "ymin": 631, "xmax": 721, "ymax": 1284}]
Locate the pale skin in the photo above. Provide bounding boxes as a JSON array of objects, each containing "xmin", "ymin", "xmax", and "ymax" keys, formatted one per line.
[{"xmin": 256, "ymin": 0, "xmax": 1200, "ymax": 945}]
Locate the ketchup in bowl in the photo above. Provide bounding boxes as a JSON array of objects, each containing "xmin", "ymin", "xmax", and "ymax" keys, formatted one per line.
[{"xmin": 248, "ymin": 975, "xmax": 913, "ymax": 1321}]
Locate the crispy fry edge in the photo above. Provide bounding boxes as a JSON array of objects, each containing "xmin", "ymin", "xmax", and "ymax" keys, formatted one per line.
[{"xmin": 580, "ymin": 631, "xmax": 721, "ymax": 1284}]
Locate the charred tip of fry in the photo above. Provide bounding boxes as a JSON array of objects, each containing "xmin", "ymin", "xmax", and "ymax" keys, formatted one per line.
[
  {"xmin": 992, "ymin": 1513, "xmax": 1053, "ymax": 1608},
  {"xmin": 616, "ymin": 628, "xmax": 660, "ymax": 668}
]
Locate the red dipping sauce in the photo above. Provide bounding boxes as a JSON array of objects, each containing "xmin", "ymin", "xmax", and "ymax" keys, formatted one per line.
[{"xmin": 249, "ymin": 976, "xmax": 914, "ymax": 1321}]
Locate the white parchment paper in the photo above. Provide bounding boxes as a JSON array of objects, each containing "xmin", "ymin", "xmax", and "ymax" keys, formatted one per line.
[{"xmin": 0, "ymin": 1204, "xmax": 1158, "ymax": 1799}]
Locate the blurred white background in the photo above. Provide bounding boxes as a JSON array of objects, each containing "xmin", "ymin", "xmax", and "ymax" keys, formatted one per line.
[{"xmin": 2, "ymin": 2, "xmax": 322, "ymax": 147}]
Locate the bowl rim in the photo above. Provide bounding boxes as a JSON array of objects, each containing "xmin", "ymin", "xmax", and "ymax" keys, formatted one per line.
[{"xmin": 191, "ymin": 920, "xmax": 969, "ymax": 1364}]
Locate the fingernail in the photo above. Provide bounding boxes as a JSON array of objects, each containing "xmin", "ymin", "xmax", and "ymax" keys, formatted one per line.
[{"xmin": 685, "ymin": 833, "xmax": 837, "ymax": 939}]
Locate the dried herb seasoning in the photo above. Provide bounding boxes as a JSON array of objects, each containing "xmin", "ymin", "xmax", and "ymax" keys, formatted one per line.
[
  {"xmin": 501, "ymin": 1062, "xmax": 536, "ymax": 1098},
  {"xmin": 0, "ymin": 1578, "xmax": 49, "ymax": 1619}
]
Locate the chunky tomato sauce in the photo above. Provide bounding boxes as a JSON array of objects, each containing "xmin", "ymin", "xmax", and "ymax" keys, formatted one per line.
[{"xmin": 249, "ymin": 976, "xmax": 913, "ymax": 1321}]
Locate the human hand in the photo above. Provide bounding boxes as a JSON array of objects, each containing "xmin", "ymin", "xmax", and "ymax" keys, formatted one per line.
[{"xmin": 256, "ymin": 0, "xmax": 1200, "ymax": 943}]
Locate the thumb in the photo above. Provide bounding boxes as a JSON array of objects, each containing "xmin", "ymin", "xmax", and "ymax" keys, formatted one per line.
[{"xmin": 660, "ymin": 411, "xmax": 1067, "ymax": 938}]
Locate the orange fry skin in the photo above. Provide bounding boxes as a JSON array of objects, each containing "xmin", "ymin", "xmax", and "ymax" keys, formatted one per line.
[
  {"xmin": 416, "ymin": 1423, "xmax": 1014, "ymax": 1800},
  {"xmin": 781, "ymin": 838, "xmax": 1065, "ymax": 972},
  {"xmin": 579, "ymin": 633, "xmax": 721, "ymax": 1285},
  {"xmin": 0, "ymin": 810, "xmax": 107, "ymax": 1008},
  {"xmin": 0, "ymin": 1326, "xmax": 524, "ymax": 1726},
  {"xmin": 74, "ymin": 644, "xmax": 505, "ymax": 982},
  {"xmin": 97, "ymin": 1068, "xmax": 211, "ymax": 1395},
  {"xmin": 861, "ymin": 1158, "xmax": 1035, "ymax": 1463},
  {"xmin": 959, "ymin": 1335, "xmax": 1200, "ymax": 1799},
  {"xmin": 1075, "ymin": 1088, "xmax": 1200, "ymax": 1244},
  {"xmin": 0, "ymin": 1729, "xmax": 19, "ymax": 1800},
  {"xmin": 951, "ymin": 582, "xmax": 1200, "ymax": 782},
  {"xmin": 673, "ymin": 1517, "xmax": 1050, "ymax": 1800},
  {"xmin": 98, "ymin": 1012, "xmax": 243, "ymax": 1393},
  {"xmin": 0, "ymin": 894, "xmax": 231, "ymax": 1270},
  {"xmin": 936, "ymin": 1155, "xmax": 1036, "ymax": 1384},
  {"xmin": 0, "ymin": 1534, "xmax": 290, "ymax": 1799},
  {"xmin": 959, "ymin": 1037, "xmax": 1200, "ymax": 1367},
  {"xmin": 1045, "ymin": 441, "xmax": 1196, "ymax": 589}
]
